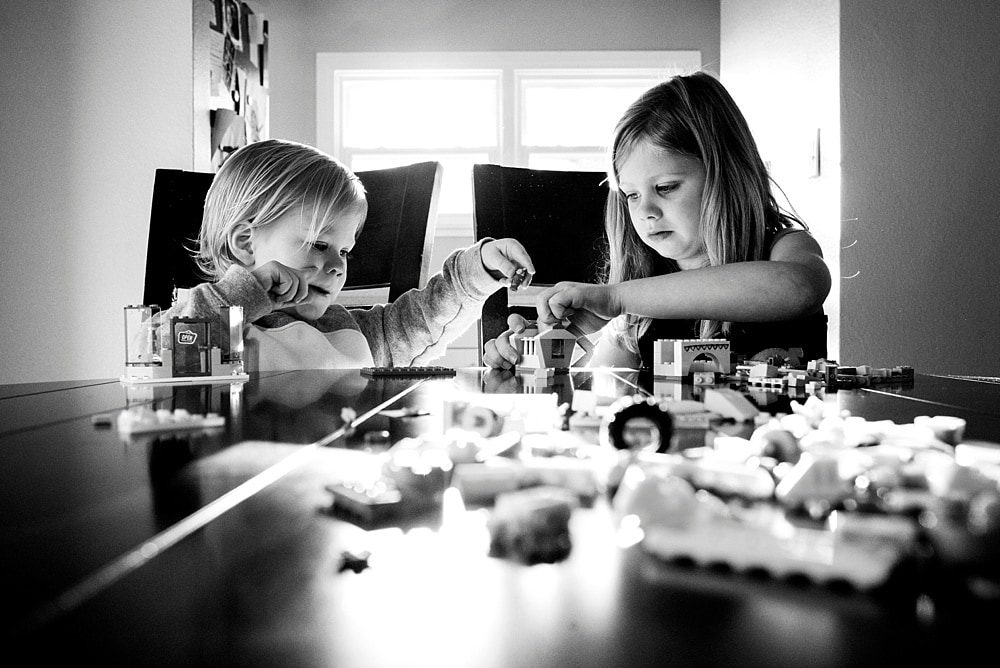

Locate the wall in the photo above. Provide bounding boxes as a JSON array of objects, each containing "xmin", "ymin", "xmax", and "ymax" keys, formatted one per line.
[
  {"xmin": 840, "ymin": 0, "xmax": 1000, "ymax": 374},
  {"xmin": 0, "ymin": 1, "xmax": 192, "ymax": 384},
  {"xmin": 720, "ymin": 0, "xmax": 840, "ymax": 361},
  {"xmin": 0, "ymin": 0, "xmax": 720, "ymax": 383}
]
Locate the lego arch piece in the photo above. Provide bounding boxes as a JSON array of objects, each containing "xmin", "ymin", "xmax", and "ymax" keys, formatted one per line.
[
  {"xmin": 653, "ymin": 339, "xmax": 732, "ymax": 378},
  {"xmin": 690, "ymin": 352, "xmax": 725, "ymax": 373}
]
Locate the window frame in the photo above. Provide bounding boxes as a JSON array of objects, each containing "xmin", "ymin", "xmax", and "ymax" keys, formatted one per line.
[{"xmin": 316, "ymin": 51, "xmax": 701, "ymax": 235}]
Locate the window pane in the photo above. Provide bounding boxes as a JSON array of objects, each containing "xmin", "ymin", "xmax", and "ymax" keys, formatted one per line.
[
  {"xmin": 521, "ymin": 80, "xmax": 659, "ymax": 147},
  {"xmin": 527, "ymin": 152, "xmax": 608, "ymax": 173},
  {"xmin": 342, "ymin": 76, "xmax": 498, "ymax": 149},
  {"xmin": 350, "ymin": 153, "xmax": 490, "ymax": 215}
]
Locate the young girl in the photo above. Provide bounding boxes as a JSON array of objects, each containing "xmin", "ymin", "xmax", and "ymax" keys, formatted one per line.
[
  {"xmin": 154, "ymin": 138, "xmax": 534, "ymax": 371},
  {"xmin": 483, "ymin": 72, "xmax": 831, "ymax": 370}
]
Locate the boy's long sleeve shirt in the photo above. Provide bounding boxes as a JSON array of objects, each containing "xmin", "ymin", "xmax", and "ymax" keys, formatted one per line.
[{"xmin": 150, "ymin": 240, "xmax": 500, "ymax": 371}]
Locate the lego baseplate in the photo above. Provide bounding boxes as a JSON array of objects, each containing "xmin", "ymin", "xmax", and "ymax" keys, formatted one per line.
[{"xmin": 361, "ymin": 366, "xmax": 456, "ymax": 377}]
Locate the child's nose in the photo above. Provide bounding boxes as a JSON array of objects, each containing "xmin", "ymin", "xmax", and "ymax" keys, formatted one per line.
[
  {"xmin": 638, "ymin": 199, "xmax": 660, "ymax": 220},
  {"xmin": 325, "ymin": 254, "xmax": 346, "ymax": 276}
]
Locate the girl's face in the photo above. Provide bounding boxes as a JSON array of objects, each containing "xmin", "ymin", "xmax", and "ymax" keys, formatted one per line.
[
  {"xmin": 248, "ymin": 207, "xmax": 364, "ymax": 320},
  {"xmin": 617, "ymin": 142, "xmax": 708, "ymax": 270}
]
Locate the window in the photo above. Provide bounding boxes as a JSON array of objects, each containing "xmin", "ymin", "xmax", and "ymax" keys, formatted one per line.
[{"xmin": 317, "ymin": 51, "xmax": 701, "ymax": 234}]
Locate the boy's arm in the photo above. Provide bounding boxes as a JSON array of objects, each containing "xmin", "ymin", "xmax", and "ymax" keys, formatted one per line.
[
  {"xmin": 354, "ymin": 239, "xmax": 503, "ymax": 366},
  {"xmin": 158, "ymin": 265, "xmax": 273, "ymax": 321},
  {"xmin": 143, "ymin": 266, "xmax": 273, "ymax": 352}
]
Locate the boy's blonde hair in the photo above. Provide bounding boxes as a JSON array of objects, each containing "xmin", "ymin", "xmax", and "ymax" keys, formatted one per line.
[
  {"xmin": 196, "ymin": 139, "xmax": 367, "ymax": 280},
  {"xmin": 604, "ymin": 71, "xmax": 805, "ymax": 351}
]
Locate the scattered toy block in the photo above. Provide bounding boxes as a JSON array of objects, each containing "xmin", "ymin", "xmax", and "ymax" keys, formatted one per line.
[
  {"xmin": 702, "ymin": 388, "xmax": 759, "ymax": 422},
  {"xmin": 653, "ymin": 339, "xmax": 731, "ymax": 378},
  {"xmin": 488, "ymin": 486, "xmax": 578, "ymax": 564}
]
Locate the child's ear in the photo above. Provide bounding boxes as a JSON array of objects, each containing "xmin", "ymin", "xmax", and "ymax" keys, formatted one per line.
[{"xmin": 228, "ymin": 221, "xmax": 254, "ymax": 265}]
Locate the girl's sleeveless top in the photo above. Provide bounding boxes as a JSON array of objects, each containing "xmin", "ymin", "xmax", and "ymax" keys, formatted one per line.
[{"xmin": 637, "ymin": 228, "xmax": 828, "ymax": 369}]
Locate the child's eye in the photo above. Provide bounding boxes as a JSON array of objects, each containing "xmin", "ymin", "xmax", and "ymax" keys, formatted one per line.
[
  {"xmin": 656, "ymin": 183, "xmax": 679, "ymax": 195},
  {"xmin": 312, "ymin": 241, "xmax": 329, "ymax": 252},
  {"xmin": 340, "ymin": 249, "xmax": 353, "ymax": 259},
  {"xmin": 623, "ymin": 191, "xmax": 638, "ymax": 201}
]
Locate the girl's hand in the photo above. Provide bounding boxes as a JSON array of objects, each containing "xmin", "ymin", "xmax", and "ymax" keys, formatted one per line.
[
  {"xmin": 482, "ymin": 313, "xmax": 530, "ymax": 369},
  {"xmin": 481, "ymin": 238, "xmax": 536, "ymax": 285},
  {"xmin": 536, "ymin": 281, "xmax": 619, "ymax": 333},
  {"xmin": 251, "ymin": 260, "xmax": 311, "ymax": 306}
]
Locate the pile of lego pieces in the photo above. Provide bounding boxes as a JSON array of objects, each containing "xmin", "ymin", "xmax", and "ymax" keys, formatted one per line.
[
  {"xmin": 736, "ymin": 359, "xmax": 915, "ymax": 393},
  {"xmin": 614, "ymin": 396, "xmax": 1000, "ymax": 591}
]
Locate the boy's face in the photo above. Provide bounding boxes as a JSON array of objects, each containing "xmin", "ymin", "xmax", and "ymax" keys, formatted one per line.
[
  {"xmin": 617, "ymin": 141, "xmax": 708, "ymax": 270},
  {"xmin": 248, "ymin": 207, "xmax": 365, "ymax": 320}
]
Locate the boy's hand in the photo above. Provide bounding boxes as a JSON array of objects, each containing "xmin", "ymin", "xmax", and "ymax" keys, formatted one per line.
[
  {"xmin": 251, "ymin": 261, "xmax": 311, "ymax": 306},
  {"xmin": 482, "ymin": 368, "xmax": 520, "ymax": 393},
  {"xmin": 482, "ymin": 313, "xmax": 531, "ymax": 370},
  {"xmin": 536, "ymin": 281, "xmax": 617, "ymax": 334},
  {"xmin": 481, "ymin": 238, "xmax": 536, "ymax": 286}
]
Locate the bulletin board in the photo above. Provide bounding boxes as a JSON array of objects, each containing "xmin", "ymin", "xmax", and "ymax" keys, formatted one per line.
[{"xmin": 193, "ymin": 0, "xmax": 269, "ymax": 172}]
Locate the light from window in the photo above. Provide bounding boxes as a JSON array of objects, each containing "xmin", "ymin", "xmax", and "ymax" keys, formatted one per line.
[
  {"xmin": 526, "ymin": 152, "xmax": 608, "ymax": 172},
  {"xmin": 521, "ymin": 80, "xmax": 657, "ymax": 147},
  {"xmin": 317, "ymin": 52, "xmax": 701, "ymax": 229},
  {"xmin": 342, "ymin": 75, "xmax": 498, "ymax": 149}
]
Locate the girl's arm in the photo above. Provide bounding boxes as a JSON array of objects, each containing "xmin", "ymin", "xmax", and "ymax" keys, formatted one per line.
[{"xmin": 538, "ymin": 231, "xmax": 831, "ymax": 324}]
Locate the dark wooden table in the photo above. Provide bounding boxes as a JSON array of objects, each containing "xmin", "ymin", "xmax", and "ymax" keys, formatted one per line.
[{"xmin": 3, "ymin": 369, "xmax": 999, "ymax": 666}]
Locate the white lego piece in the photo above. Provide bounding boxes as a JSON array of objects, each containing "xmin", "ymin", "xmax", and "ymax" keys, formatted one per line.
[
  {"xmin": 774, "ymin": 452, "xmax": 851, "ymax": 507},
  {"xmin": 116, "ymin": 406, "xmax": 225, "ymax": 434},
  {"xmin": 748, "ymin": 363, "xmax": 779, "ymax": 377},
  {"xmin": 955, "ymin": 441, "xmax": 1000, "ymax": 467},
  {"xmin": 913, "ymin": 415, "xmax": 967, "ymax": 445},
  {"xmin": 640, "ymin": 505, "xmax": 916, "ymax": 591},
  {"xmin": 702, "ymin": 388, "xmax": 759, "ymax": 422},
  {"xmin": 525, "ymin": 367, "xmax": 555, "ymax": 386},
  {"xmin": 516, "ymin": 325, "xmax": 577, "ymax": 371},
  {"xmin": 692, "ymin": 371, "xmax": 717, "ymax": 385},
  {"xmin": 653, "ymin": 339, "xmax": 731, "ymax": 378}
]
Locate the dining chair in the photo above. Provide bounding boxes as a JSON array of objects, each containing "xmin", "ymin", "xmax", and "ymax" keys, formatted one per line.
[
  {"xmin": 142, "ymin": 161, "xmax": 443, "ymax": 310},
  {"xmin": 471, "ymin": 164, "xmax": 610, "ymax": 362}
]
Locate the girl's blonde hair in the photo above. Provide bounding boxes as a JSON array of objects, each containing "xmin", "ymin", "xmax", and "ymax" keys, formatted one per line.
[
  {"xmin": 603, "ymin": 71, "xmax": 805, "ymax": 352},
  {"xmin": 196, "ymin": 139, "xmax": 367, "ymax": 279}
]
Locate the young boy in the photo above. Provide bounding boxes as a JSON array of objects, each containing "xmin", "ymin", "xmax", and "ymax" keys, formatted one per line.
[{"xmin": 152, "ymin": 139, "xmax": 534, "ymax": 371}]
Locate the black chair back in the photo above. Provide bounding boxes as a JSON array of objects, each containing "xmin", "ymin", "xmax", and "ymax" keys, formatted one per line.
[
  {"xmin": 143, "ymin": 169, "xmax": 214, "ymax": 309},
  {"xmin": 343, "ymin": 161, "xmax": 441, "ymax": 305}
]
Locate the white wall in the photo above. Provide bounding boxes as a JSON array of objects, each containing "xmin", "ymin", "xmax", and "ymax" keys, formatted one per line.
[
  {"xmin": 720, "ymin": 0, "xmax": 840, "ymax": 361},
  {"xmin": 0, "ymin": 1, "xmax": 192, "ymax": 384},
  {"xmin": 841, "ymin": 0, "xmax": 1000, "ymax": 374}
]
